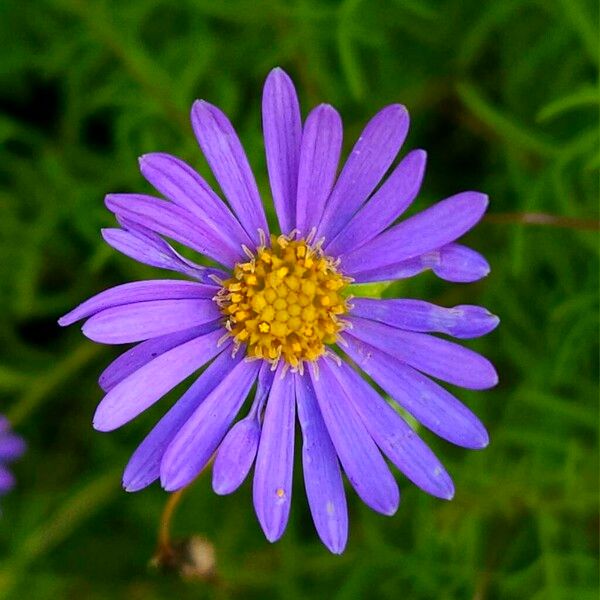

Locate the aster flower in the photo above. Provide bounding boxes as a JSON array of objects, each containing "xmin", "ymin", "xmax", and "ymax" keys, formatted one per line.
[
  {"xmin": 0, "ymin": 416, "xmax": 26, "ymax": 505},
  {"xmin": 59, "ymin": 68, "xmax": 499, "ymax": 553}
]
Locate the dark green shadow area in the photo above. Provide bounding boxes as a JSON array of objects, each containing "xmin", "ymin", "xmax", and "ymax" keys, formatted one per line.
[{"xmin": 0, "ymin": 0, "xmax": 597, "ymax": 598}]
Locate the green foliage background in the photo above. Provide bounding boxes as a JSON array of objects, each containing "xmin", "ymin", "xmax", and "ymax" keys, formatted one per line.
[{"xmin": 0, "ymin": 0, "xmax": 598, "ymax": 598}]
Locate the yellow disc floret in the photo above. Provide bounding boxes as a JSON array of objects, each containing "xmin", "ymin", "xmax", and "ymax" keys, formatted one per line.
[{"xmin": 217, "ymin": 234, "xmax": 350, "ymax": 370}]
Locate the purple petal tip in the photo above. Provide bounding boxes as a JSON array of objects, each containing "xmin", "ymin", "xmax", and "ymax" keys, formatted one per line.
[
  {"xmin": 268, "ymin": 66, "xmax": 284, "ymax": 76},
  {"xmin": 160, "ymin": 469, "xmax": 187, "ymax": 492},
  {"xmin": 382, "ymin": 499, "xmax": 400, "ymax": 516},
  {"xmin": 123, "ymin": 479, "xmax": 142, "ymax": 493},
  {"xmin": 476, "ymin": 193, "xmax": 489, "ymax": 211},
  {"xmin": 161, "ymin": 481, "xmax": 181, "ymax": 493},
  {"xmin": 92, "ymin": 408, "xmax": 118, "ymax": 433}
]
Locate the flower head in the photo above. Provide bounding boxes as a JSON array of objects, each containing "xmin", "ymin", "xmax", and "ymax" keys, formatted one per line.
[
  {"xmin": 0, "ymin": 416, "xmax": 26, "ymax": 504},
  {"xmin": 59, "ymin": 68, "xmax": 499, "ymax": 553}
]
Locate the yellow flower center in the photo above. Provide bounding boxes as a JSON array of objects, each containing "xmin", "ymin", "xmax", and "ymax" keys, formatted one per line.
[{"xmin": 218, "ymin": 234, "xmax": 350, "ymax": 370}]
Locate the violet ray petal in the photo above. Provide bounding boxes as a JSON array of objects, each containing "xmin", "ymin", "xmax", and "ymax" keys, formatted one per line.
[
  {"xmin": 295, "ymin": 373, "xmax": 348, "ymax": 554},
  {"xmin": 351, "ymin": 255, "xmax": 431, "ymax": 283},
  {"xmin": 160, "ymin": 360, "xmax": 260, "ymax": 491},
  {"xmin": 431, "ymin": 243, "xmax": 492, "ymax": 282},
  {"xmin": 350, "ymin": 298, "xmax": 500, "ymax": 339},
  {"xmin": 93, "ymin": 328, "xmax": 224, "ymax": 432},
  {"xmin": 253, "ymin": 366, "xmax": 296, "ymax": 542},
  {"xmin": 113, "ymin": 216, "xmax": 229, "ymax": 282},
  {"xmin": 105, "ymin": 193, "xmax": 243, "ymax": 267},
  {"xmin": 348, "ymin": 315, "xmax": 498, "ymax": 390},
  {"xmin": 0, "ymin": 466, "xmax": 15, "ymax": 494},
  {"xmin": 325, "ymin": 149, "xmax": 426, "ymax": 256},
  {"xmin": 255, "ymin": 361, "xmax": 276, "ymax": 414},
  {"xmin": 101, "ymin": 228, "xmax": 214, "ymax": 282},
  {"xmin": 99, "ymin": 324, "xmax": 219, "ymax": 392},
  {"xmin": 331, "ymin": 361, "xmax": 454, "ymax": 499},
  {"xmin": 191, "ymin": 100, "xmax": 269, "ymax": 245},
  {"xmin": 0, "ymin": 435, "xmax": 26, "ymax": 462},
  {"xmin": 139, "ymin": 153, "xmax": 252, "ymax": 248},
  {"xmin": 123, "ymin": 346, "xmax": 239, "ymax": 492},
  {"xmin": 317, "ymin": 104, "xmax": 409, "ymax": 242},
  {"xmin": 295, "ymin": 104, "xmax": 343, "ymax": 236},
  {"xmin": 351, "ymin": 243, "xmax": 490, "ymax": 283},
  {"xmin": 82, "ymin": 298, "xmax": 221, "ymax": 344},
  {"xmin": 211, "ymin": 362, "xmax": 274, "ymax": 495},
  {"xmin": 262, "ymin": 68, "xmax": 302, "ymax": 235},
  {"xmin": 310, "ymin": 358, "xmax": 399, "ymax": 515},
  {"xmin": 343, "ymin": 335, "xmax": 489, "ymax": 448},
  {"xmin": 212, "ymin": 417, "xmax": 261, "ymax": 496},
  {"xmin": 59, "ymin": 280, "xmax": 219, "ymax": 327},
  {"xmin": 339, "ymin": 192, "xmax": 489, "ymax": 275}
]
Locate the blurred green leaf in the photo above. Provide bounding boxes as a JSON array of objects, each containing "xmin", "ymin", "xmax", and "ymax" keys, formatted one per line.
[{"xmin": 0, "ymin": 0, "xmax": 597, "ymax": 598}]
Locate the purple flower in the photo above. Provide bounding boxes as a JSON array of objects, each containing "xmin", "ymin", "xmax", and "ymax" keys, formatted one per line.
[
  {"xmin": 0, "ymin": 416, "xmax": 26, "ymax": 502},
  {"xmin": 59, "ymin": 68, "xmax": 499, "ymax": 553}
]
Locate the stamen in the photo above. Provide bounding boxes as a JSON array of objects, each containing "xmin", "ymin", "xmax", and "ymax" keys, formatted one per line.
[
  {"xmin": 217, "ymin": 332, "xmax": 232, "ymax": 347},
  {"xmin": 209, "ymin": 274, "xmax": 225, "ymax": 285},
  {"xmin": 305, "ymin": 227, "xmax": 317, "ymax": 245},
  {"xmin": 325, "ymin": 349, "xmax": 342, "ymax": 366},
  {"xmin": 258, "ymin": 228, "xmax": 267, "ymax": 247},
  {"xmin": 337, "ymin": 335, "xmax": 349, "ymax": 348},
  {"xmin": 310, "ymin": 360, "xmax": 320, "ymax": 380},
  {"xmin": 219, "ymin": 234, "xmax": 350, "ymax": 369}
]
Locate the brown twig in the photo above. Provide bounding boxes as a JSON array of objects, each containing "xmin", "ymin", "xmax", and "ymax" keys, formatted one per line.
[
  {"xmin": 484, "ymin": 212, "xmax": 599, "ymax": 231},
  {"xmin": 152, "ymin": 458, "xmax": 218, "ymax": 581},
  {"xmin": 156, "ymin": 487, "xmax": 189, "ymax": 561}
]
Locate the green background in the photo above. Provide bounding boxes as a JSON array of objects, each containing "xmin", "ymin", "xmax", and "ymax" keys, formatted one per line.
[{"xmin": 0, "ymin": 0, "xmax": 598, "ymax": 598}]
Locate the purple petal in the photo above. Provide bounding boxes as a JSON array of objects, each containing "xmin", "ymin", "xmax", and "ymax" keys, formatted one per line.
[
  {"xmin": 123, "ymin": 346, "xmax": 239, "ymax": 492},
  {"xmin": 331, "ymin": 361, "xmax": 454, "ymax": 499},
  {"xmin": 191, "ymin": 100, "xmax": 269, "ymax": 246},
  {"xmin": 262, "ymin": 68, "xmax": 302, "ymax": 234},
  {"xmin": 296, "ymin": 104, "xmax": 343, "ymax": 236},
  {"xmin": 101, "ymin": 225, "xmax": 224, "ymax": 282},
  {"xmin": 93, "ymin": 328, "xmax": 224, "ymax": 432},
  {"xmin": 326, "ymin": 149, "xmax": 426, "ymax": 256},
  {"xmin": 105, "ymin": 193, "xmax": 243, "ymax": 267},
  {"xmin": 212, "ymin": 419, "xmax": 260, "ymax": 495},
  {"xmin": 139, "ymin": 153, "xmax": 252, "ymax": 248},
  {"xmin": 0, "ymin": 434, "xmax": 26, "ymax": 462},
  {"xmin": 59, "ymin": 280, "xmax": 218, "ymax": 327},
  {"xmin": 116, "ymin": 216, "xmax": 229, "ymax": 280},
  {"xmin": 160, "ymin": 359, "xmax": 260, "ymax": 491},
  {"xmin": 352, "ymin": 243, "xmax": 490, "ymax": 283},
  {"xmin": 431, "ymin": 243, "xmax": 491, "ymax": 282},
  {"xmin": 317, "ymin": 104, "xmax": 409, "ymax": 243},
  {"xmin": 310, "ymin": 357, "xmax": 399, "ymax": 515},
  {"xmin": 82, "ymin": 298, "xmax": 220, "ymax": 344},
  {"xmin": 99, "ymin": 324, "xmax": 217, "ymax": 392},
  {"xmin": 254, "ymin": 361, "xmax": 277, "ymax": 411},
  {"xmin": 348, "ymin": 315, "xmax": 498, "ymax": 390},
  {"xmin": 339, "ymin": 192, "xmax": 489, "ymax": 276},
  {"xmin": 0, "ymin": 465, "xmax": 15, "ymax": 494},
  {"xmin": 295, "ymin": 373, "xmax": 348, "ymax": 554},
  {"xmin": 343, "ymin": 335, "xmax": 489, "ymax": 448},
  {"xmin": 212, "ymin": 362, "xmax": 274, "ymax": 495},
  {"xmin": 253, "ymin": 366, "xmax": 296, "ymax": 542},
  {"xmin": 351, "ymin": 255, "xmax": 430, "ymax": 282},
  {"xmin": 350, "ymin": 298, "xmax": 500, "ymax": 338}
]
